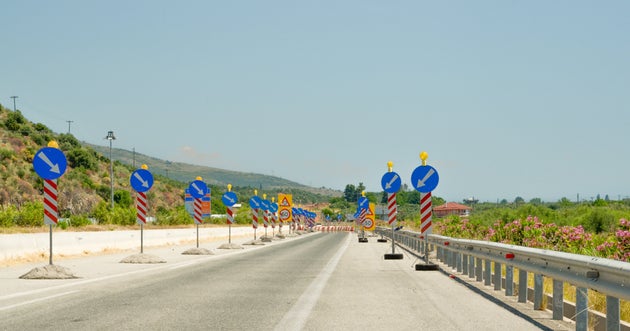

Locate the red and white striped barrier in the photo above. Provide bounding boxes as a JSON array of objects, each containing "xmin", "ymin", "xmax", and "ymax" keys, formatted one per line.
[
  {"xmin": 420, "ymin": 192, "xmax": 432, "ymax": 235},
  {"xmin": 387, "ymin": 192, "xmax": 397, "ymax": 226},
  {"xmin": 252, "ymin": 208, "xmax": 259, "ymax": 229},
  {"xmin": 136, "ymin": 191, "xmax": 148, "ymax": 225},
  {"xmin": 193, "ymin": 197, "xmax": 203, "ymax": 225},
  {"xmin": 226, "ymin": 206, "xmax": 234, "ymax": 224},
  {"xmin": 43, "ymin": 179, "xmax": 58, "ymax": 225}
]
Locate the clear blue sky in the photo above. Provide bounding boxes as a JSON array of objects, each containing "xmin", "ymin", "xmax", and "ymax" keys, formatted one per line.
[{"xmin": 3, "ymin": 1, "xmax": 629, "ymax": 203}]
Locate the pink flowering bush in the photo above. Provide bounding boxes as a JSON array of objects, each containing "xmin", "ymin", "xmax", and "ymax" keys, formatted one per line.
[{"xmin": 435, "ymin": 216, "xmax": 629, "ymax": 262}]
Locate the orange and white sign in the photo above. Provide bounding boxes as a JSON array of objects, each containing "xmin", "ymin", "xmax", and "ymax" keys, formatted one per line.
[
  {"xmin": 278, "ymin": 193, "xmax": 293, "ymax": 223},
  {"xmin": 364, "ymin": 202, "xmax": 376, "ymax": 231}
]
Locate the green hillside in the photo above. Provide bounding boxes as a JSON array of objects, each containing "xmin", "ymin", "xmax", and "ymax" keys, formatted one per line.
[{"xmin": 0, "ymin": 103, "xmax": 338, "ymax": 228}]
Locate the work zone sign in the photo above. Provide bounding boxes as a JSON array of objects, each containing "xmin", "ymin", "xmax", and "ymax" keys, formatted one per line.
[
  {"xmin": 363, "ymin": 202, "xmax": 376, "ymax": 231},
  {"xmin": 278, "ymin": 193, "xmax": 293, "ymax": 223}
]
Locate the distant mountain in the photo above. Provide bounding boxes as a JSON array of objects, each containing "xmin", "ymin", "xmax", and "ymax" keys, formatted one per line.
[{"xmin": 86, "ymin": 144, "xmax": 342, "ymax": 197}]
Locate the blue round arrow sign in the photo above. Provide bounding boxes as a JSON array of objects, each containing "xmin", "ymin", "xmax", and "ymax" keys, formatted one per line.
[
  {"xmin": 249, "ymin": 195, "xmax": 262, "ymax": 209},
  {"xmin": 411, "ymin": 165, "xmax": 439, "ymax": 193},
  {"xmin": 381, "ymin": 171, "xmax": 401, "ymax": 193},
  {"xmin": 188, "ymin": 180, "xmax": 208, "ymax": 199},
  {"xmin": 222, "ymin": 191, "xmax": 238, "ymax": 207},
  {"xmin": 260, "ymin": 199, "xmax": 270, "ymax": 211},
  {"xmin": 358, "ymin": 196, "xmax": 369, "ymax": 209},
  {"xmin": 33, "ymin": 147, "xmax": 67, "ymax": 180},
  {"xmin": 270, "ymin": 202, "xmax": 278, "ymax": 213},
  {"xmin": 130, "ymin": 169, "xmax": 154, "ymax": 192}
]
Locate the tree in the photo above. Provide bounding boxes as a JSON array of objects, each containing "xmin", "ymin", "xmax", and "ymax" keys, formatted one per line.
[
  {"xmin": 514, "ymin": 196, "xmax": 525, "ymax": 204},
  {"xmin": 343, "ymin": 184, "xmax": 356, "ymax": 202}
]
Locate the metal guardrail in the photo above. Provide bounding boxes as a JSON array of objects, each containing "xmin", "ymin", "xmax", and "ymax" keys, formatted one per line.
[{"xmin": 375, "ymin": 227, "xmax": 630, "ymax": 331}]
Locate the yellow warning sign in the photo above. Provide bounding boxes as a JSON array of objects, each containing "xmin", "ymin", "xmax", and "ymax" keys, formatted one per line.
[
  {"xmin": 364, "ymin": 202, "xmax": 376, "ymax": 231},
  {"xmin": 278, "ymin": 193, "xmax": 293, "ymax": 223},
  {"xmin": 278, "ymin": 193, "xmax": 293, "ymax": 207}
]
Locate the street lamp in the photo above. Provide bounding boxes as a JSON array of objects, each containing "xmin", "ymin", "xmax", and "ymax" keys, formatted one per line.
[{"xmin": 105, "ymin": 131, "xmax": 116, "ymax": 209}]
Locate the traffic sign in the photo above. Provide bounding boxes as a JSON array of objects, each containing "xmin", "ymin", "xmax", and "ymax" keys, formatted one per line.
[
  {"xmin": 188, "ymin": 180, "xmax": 208, "ymax": 199},
  {"xmin": 381, "ymin": 171, "xmax": 401, "ymax": 193},
  {"xmin": 33, "ymin": 147, "xmax": 67, "ymax": 180},
  {"xmin": 249, "ymin": 195, "xmax": 262, "ymax": 209},
  {"xmin": 411, "ymin": 165, "xmax": 439, "ymax": 193},
  {"xmin": 130, "ymin": 169, "xmax": 154, "ymax": 192},
  {"xmin": 358, "ymin": 196, "xmax": 369, "ymax": 209},
  {"xmin": 270, "ymin": 202, "xmax": 278, "ymax": 213},
  {"xmin": 222, "ymin": 191, "xmax": 238, "ymax": 207},
  {"xmin": 260, "ymin": 199, "xmax": 270, "ymax": 211}
]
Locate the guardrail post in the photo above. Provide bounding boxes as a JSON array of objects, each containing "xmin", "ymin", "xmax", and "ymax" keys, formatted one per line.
[
  {"xmin": 505, "ymin": 265, "xmax": 514, "ymax": 296},
  {"xmin": 484, "ymin": 260, "xmax": 491, "ymax": 286},
  {"xmin": 493, "ymin": 262, "xmax": 502, "ymax": 291},
  {"xmin": 462, "ymin": 253, "xmax": 468, "ymax": 275},
  {"xmin": 475, "ymin": 257, "xmax": 483, "ymax": 282},
  {"xmin": 456, "ymin": 252, "xmax": 462, "ymax": 272},
  {"xmin": 446, "ymin": 249, "xmax": 452, "ymax": 268},
  {"xmin": 552, "ymin": 279, "xmax": 563, "ymax": 320},
  {"xmin": 468, "ymin": 256, "xmax": 475, "ymax": 278},
  {"xmin": 575, "ymin": 287, "xmax": 588, "ymax": 331},
  {"xmin": 606, "ymin": 295, "xmax": 620, "ymax": 331},
  {"xmin": 518, "ymin": 269, "xmax": 527, "ymax": 303},
  {"xmin": 534, "ymin": 274, "xmax": 544, "ymax": 310}
]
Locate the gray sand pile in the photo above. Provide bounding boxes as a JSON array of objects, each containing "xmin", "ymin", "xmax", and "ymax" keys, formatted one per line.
[
  {"xmin": 19, "ymin": 264, "xmax": 78, "ymax": 279},
  {"xmin": 181, "ymin": 248, "xmax": 214, "ymax": 255},
  {"xmin": 119, "ymin": 253, "xmax": 166, "ymax": 264}
]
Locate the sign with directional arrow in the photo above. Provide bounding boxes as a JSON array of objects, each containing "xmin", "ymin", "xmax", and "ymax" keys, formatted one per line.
[
  {"xmin": 33, "ymin": 147, "xmax": 67, "ymax": 180},
  {"xmin": 130, "ymin": 168, "xmax": 154, "ymax": 192},
  {"xmin": 381, "ymin": 171, "xmax": 401, "ymax": 193},
  {"xmin": 411, "ymin": 165, "xmax": 439, "ymax": 193},
  {"xmin": 221, "ymin": 191, "xmax": 237, "ymax": 207},
  {"xmin": 188, "ymin": 180, "xmax": 209, "ymax": 199},
  {"xmin": 358, "ymin": 196, "xmax": 369, "ymax": 209},
  {"xmin": 249, "ymin": 195, "xmax": 262, "ymax": 209}
]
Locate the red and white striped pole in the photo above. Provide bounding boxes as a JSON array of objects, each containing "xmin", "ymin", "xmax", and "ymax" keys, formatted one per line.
[
  {"xmin": 227, "ymin": 206, "xmax": 234, "ymax": 225},
  {"xmin": 136, "ymin": 192, "xmax": 147, "ymax": 225},
  {"xmin": 136, "ymin": 191, "xmax": 148, "ymax": 253},
  {"xmin": 420, "ymin": 192, "xmax": 432, "ymax": 236},
  {"xmin": 44, "ymin": 179, "xmax": 59, "ymax": 226},
  {"xmin": 387, "ymin": 192, "xmax": 397, "ymax": 226},
  {"xmin": 44, "ymin": 179, "xmax": 58, "ymax": 265}
]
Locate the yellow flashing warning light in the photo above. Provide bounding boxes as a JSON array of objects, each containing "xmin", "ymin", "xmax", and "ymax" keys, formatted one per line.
[
  {"xmin": 47, "ymin": 141, "xmax": 59, "ymax": 149},
  {"xmin": 387, "ymin": 161, "xmax": 393, "ymax": 172},
  {"xmin": 420, "ymin": 151, "xmax": 428, "ymax": 166},
  {"xmin": 227, "ymin": 184, "xmax": 232, "ymax": 192}
]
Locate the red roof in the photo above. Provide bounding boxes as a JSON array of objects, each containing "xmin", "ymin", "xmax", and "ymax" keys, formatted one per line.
[{"xmin": 433, "ymin": 202, "xmax": 471, "ymax": 211}]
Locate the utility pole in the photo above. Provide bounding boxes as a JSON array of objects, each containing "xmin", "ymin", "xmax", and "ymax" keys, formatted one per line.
[
  {"xmin": 10, "ymin": 96, "xmax": 18, "ymax": 111},
  {"xmin": 66, "ymin": 120, "xmax": 74, "ymax": 134}
]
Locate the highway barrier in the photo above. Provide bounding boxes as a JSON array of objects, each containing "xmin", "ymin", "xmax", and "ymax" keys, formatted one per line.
[{"xmin": 375, "ymin": 227, "xmax": 630, "ymax": 331}]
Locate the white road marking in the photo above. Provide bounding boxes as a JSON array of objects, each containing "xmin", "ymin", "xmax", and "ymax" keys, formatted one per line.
[
  {"xmin": 274, "ymin": 233, "xmax": 351, "ymax": 331},
  {"xmin": 0, "ymin": 290, "xmax": 79, "ymax": 311}
]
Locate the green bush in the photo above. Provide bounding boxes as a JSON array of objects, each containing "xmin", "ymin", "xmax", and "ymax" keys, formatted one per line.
[
  {"xmin": 0, "ymin": 205, "xmax": 19, "ymax": 227},
  {"xmin": 15, "ymin": 201, "xmax": 44, "ymax": 227}
]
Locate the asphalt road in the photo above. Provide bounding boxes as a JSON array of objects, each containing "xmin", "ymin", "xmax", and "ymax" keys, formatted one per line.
[{"xmin": 0, "ymin": 232, "xmax": 568, "ymax": 331}]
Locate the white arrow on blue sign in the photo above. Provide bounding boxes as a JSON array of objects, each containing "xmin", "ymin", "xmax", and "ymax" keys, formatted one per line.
[
  {"xmin": 189, "ymin": 180, "xmax": 209, "ymax": 199},
  {"xmin": 261, "ymin": 199, "xmax": 270, "ymax": 211},
  {"xmin": 358, "ymin": 197, "xmax": 369, "ymax": 209},
  {"xmin": 222, "ymin": 191, "xmax": 238, "ymax": 207},
  {"xmin": 33, "ymin": 147, "xmax": 67, "ymax": 180},
  {"xmin": 411, "ymin": 165, "xmax": 439, "ymax": 193},
  {"xmin": 130, "ymin": 169, "xmax": 154, "ymax": 192},
  {"xmin": 270, "ymin": 202, "xmax": 278, "ymax": 213},
  {"xmin": 249, "ymin": 196, "xmax": 262, "ymax": 209},
  {"xmin": 381, "ymin": 171, "xmax": 401, "ymax": 193}
]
